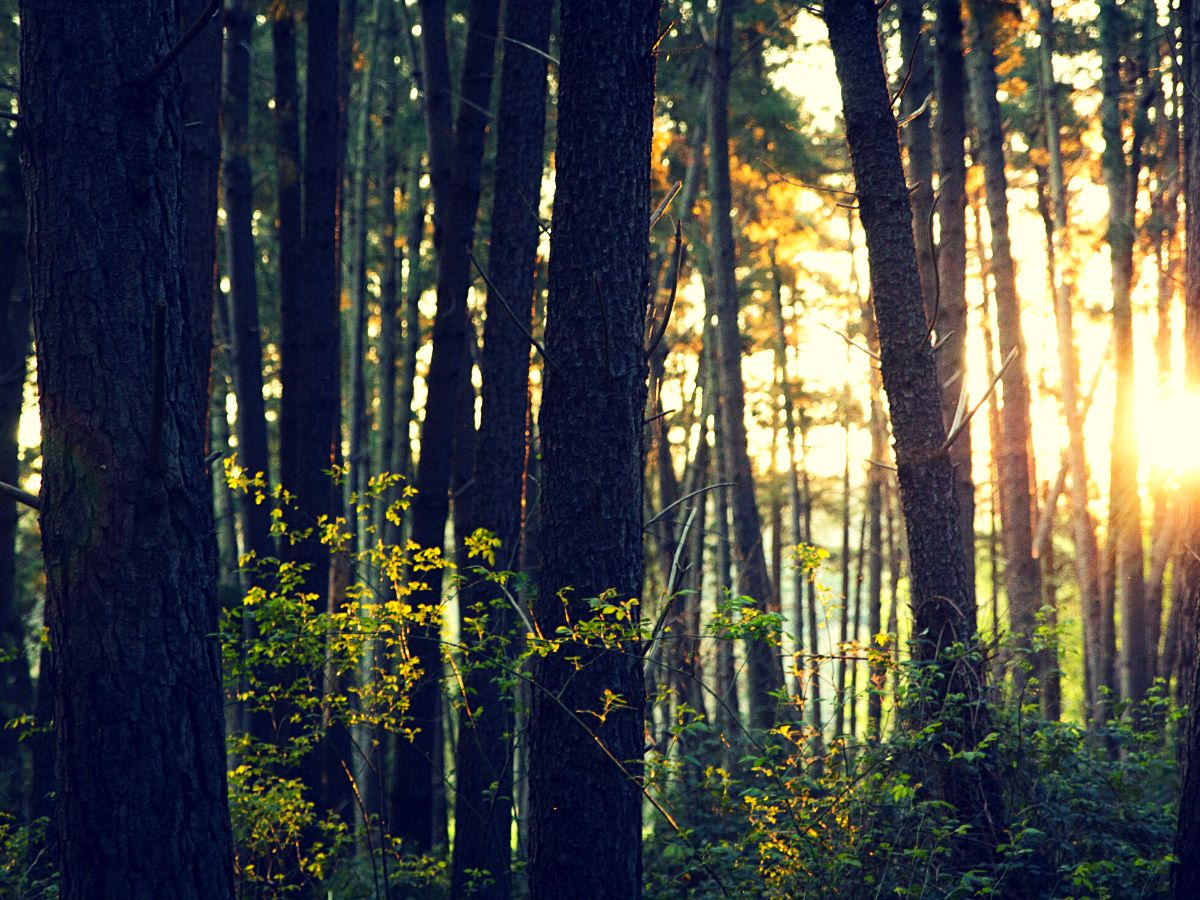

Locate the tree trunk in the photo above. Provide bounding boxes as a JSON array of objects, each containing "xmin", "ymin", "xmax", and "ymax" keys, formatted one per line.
[
  {"xmin": 836, "ymin": 387, "xmax": 851, "ymax": 738},
  {"xmin": 965, "ymin": 0, "xmax": 1042, "ymax": 689},
  {"xmin": 0, "ymin": 207, "xmax": 28, "ymax": 810},
  {"xmin": 1172, "ymin": 1, "xmax": 1200, "ymax": 892},
  {"xmin": 527, "ymin": 1, "xmax": 659, "ymax": 895},
  {"xmin": 392, "ymin": 0, "xmax": 499, "ymax": 850},
  {"xmin": 20, "ymin": 1, "xmax": 234, "ymax": 892},
  {"xmin": 708, "ymin": 0, "xmax": 785, "ymax": 730},
  {"xmin": 451, "ymin": 0, "xmax": 551, "ymax": 892},
  {"xmin": 825, "ymin": 0, "xmax": 1001, "ymax": 859},
  {"xmin": 223, "ymin": 0, "xmax": 274, "ymax": 577},
  {"xmin": 932, "ymin": 0, "xmax": 975, "ymax": 582},
  {"xmin": 1036, "ymin": 0, "xmax": 1107, "ymax": 720},
  {"xmin": 1100, "ymin": 0, "xmax": 1151, "ymax": 707}
]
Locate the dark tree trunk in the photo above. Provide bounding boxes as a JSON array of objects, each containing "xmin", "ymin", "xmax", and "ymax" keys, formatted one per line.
[
  {"xmin": 932, "ymin": 0, "xmax": 975, "ymax": 582},
  {"xmin": 392, "ymin": 0, "xmax": 499, "ymax": 852},
  {"xmin": 966, "ymin": 0, "xmax": 1042, "ymax": 687},
  {"xmin": 19, "ymin": 1, "xmax": 233, "ymax": 893},
  {"xmin": 451, "ymin": 0, "xmax": 551, "ymax": 893},
  {"xmin": 1100, "ymin": 0, "xmax": 1151, "ymax": 707},
  {"xmin": 1172, "ymin": 1, "xmax": 1200, "ymax": 893},
  {"xmin": 708, "ymin": 0, "xmax": 785, "ymax": 730},
  {"xmin": 178, "ymin": 0, "xmax": 222, "ymax": 435},
  {"xmin": 0, "ymin": 214, "xmax": 28, "ymax": 810},
  {"xmin": 824, "ymin": 0, "xmax": 1000, "ymax": 860},
  {"xmin": 527, "ymin": 1, "xmax": 658, "ymax": 894},
  {"xmin": 222, "ymin": 0, "xmax": 274, "ymax": 575}
]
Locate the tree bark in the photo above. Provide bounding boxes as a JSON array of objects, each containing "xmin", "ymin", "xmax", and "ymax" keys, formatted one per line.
[
  {"xmin": 390, "ymin": 0, "xmax": 499, "ymax": 850},
  {"xmin": 932, "ymin": 0, "xmax": 975, "ymax": 583},
  {"xmin": 965, "ymin": 0, "xmax": 1043, "ymax": 686},
  {"xmin": 20, "ymin": 1, "xmax": 234, "ymax": 892},
  {"xmin": 528, "ymin": 2, "xmax": 658, "ymax": 893},
  {"xmin": 825, "ymin": 0, "xmax": 1000, "ymax": 859},
  {"xmin": 451, "ymin": 0, "xmax": 551, "ymax": 893},
  {"xmin": 708, "ymin": 0, "xmax": 785, "ymax": 730}
]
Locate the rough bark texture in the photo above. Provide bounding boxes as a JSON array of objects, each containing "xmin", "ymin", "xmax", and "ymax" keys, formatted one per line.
[
  {"xmin": 450, "ymin": 0, "xmax": 551, "ymax": 893},
  {"xmin": 527, "ymin": 1, "xmax": 658, "ymax": 895},
  {"xmin": 19, "ymin": 1, "xmax": 234, "ymax": 893},
  {"xmin": 932, "ymin": 0, "xmax": 975, "ymax": 585},
  {"xmin": 392, "ymin": 0, "xmax": 499, "ymax": 851},
  {"xmin": 825, "ymin": 0, "xmax": 999, "ymax": 861},
  {"xmin": 708, "ymin": 0, "xmax": 785, "ymax": 730},
  {"xmin": 966, "ymin": 0, "xmax": 1042, "ymax": 683}
]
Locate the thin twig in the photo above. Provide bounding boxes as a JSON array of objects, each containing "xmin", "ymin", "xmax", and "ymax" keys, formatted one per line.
[
  {"xmin": 643, "ymin": 408, "xmax": 676, "ymax": 428},
  {"xmin": 644, "ymin": 221, "xmax": 685, "ymax": 360},
  {"xmin": 758, "ymin": 157, "xmax": 857, "ymax": 199},
  {"xmin": 819, "ymin": 321, "xmax": 880, "ymax": 362},
  {"xmin": 135, "ymin": 0, "xmax": 222, "ymax": 86},
  {"xmin": 645, "ymin": 482, "xmax": 734, "ymax": 530},
  {"xmin": 504, "ymin": 34, "xmax": 559, "ymax": 66},
  {"xmin": 938, "ymin": 346, "xmax": 1018, "ymax": 454},
  {"xmin": 467, "ymin": 247, "xmax": 549, "ymax": 364},
  {"xmin": 650, "ymin": 181, "xmax": 682, "ymax": 232},
  {"xmin": 0, "ymin": 480, "xmax": 38, "ymax": 511},
  {"xmin": 643, "ymin": 506, "xmax": 698, "ymax": 661}
]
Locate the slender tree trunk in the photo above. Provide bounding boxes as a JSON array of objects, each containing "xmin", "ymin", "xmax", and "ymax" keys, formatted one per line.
[
  {"xmin": 1099, "ymin": 0, "xmax": 1151, "ymax": 707},
  {"xmin": 1171, "ymin": 1, "xmax": 1200, "ymax": 892},
  {"xmin": 451, "ymin": 0, "xmax": 551, "ymax": 892},
  {"xmin": 0, "ymin": 220, "xmax": 28, "ymax": 809},
  {"xmin": 394, "ymin": 0, "xmax": 499, "ymax": 850},
  {"xmin": 223, "ymin": 0, "xmax": 274, "ymax": 578},
  {"xmin": 527, "ymin": 2, "xmax": 659, "ymax": 895},
  {"xmin": 932, "ymin": 0, "xmax": 975, "ymax": 582},
  {"xmin": 769, "ymin": 258, "xmax": 806, "ymax": 712},
  {"xmin": 20, "ymin": 1, "xmax": 234, "ymax": 891},
  {"xmin": 836, "ymin": 390, "xmax": 851, "ymax": 738},
  {"xmin": 712, "ymin": 359, "xmax": 741, "ymax": 736},
  {"xmin": 1037, "ymin": 0, "xmax": 1107, "ymax": 720},
  {"xmin": 866, "ymin": 303, "xmax": 886, "ymax": 741},
  {"xmin": 709, "ymin": 0, "xmax": 785, "ymax": 730},
  {"xmin": 825, "ymin": 0, "xmax": 1001, "ymax": 859},
  {"xmin": 966, "ymin": 0, "xmax": 1043, "ymax": 689},
  {"xmin": 802, "ymin": 430, "xmax": 823, "ymax": 742}
]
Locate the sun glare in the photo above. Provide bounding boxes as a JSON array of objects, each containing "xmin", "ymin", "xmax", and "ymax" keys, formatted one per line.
[{"xmin": 1137, "ymin": 385, "xmax": 1200, "ymax": 479}]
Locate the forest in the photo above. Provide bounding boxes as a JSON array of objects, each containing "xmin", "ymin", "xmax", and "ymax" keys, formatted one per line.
[{"xmin": 6, "ymin": 0, "xmax": 1200, "ymax": 896}]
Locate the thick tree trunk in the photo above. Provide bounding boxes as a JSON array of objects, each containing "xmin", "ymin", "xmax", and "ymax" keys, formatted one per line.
[
  {"xmin": 825, "ymin": 0, "xmax": 1001, "ymax": 860},
  {"xmin": 527, "ymin": 1, "xmax": 658, "ymax": 895},
  {"xmin": 20, "ymin": 1, "xmax": 233, "ymax": 892},
  {"xmin": 966, "ymin": 0, "xmax": 1043, "ymax": 687},
  {"xmin": 932, "ymin": 0, "xmax": 975, "ymax": 582},
  {"xmin": 177, "ymin": 0, "xmax": 222, "ymax": 435},
  {"xmin": 708, "ymin": 0, "xmax": 785, "ymax": 730},
  {"xmin": 451, "ymin": 0, "xmax": 551, "ymax": 893},
  {"xmin": 392, "ymin": 0, "xmax": 498, "ymax": 850}
]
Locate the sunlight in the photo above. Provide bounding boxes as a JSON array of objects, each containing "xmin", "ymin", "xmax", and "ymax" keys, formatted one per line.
[{"xmin": 1138, "ymin": 384, "xmax": 1200, "ymax": 479}]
